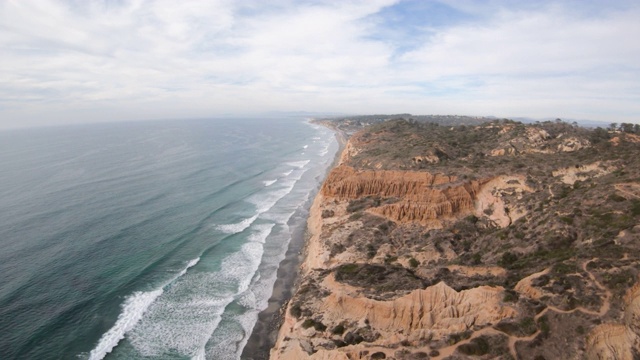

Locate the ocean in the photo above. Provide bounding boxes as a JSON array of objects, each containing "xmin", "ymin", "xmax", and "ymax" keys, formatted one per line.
[{"xmin": 0, "ymin": 118, "xmax": 338, "ymax": 359}]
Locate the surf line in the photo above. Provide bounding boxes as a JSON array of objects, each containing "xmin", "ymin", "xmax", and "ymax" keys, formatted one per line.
[{"xmin": 87, "ymin": 258, "xmax": 200, "ymax": 360}]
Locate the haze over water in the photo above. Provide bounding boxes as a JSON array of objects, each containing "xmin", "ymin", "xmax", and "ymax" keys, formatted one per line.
[{"xmin": 0, "ymin": 118, "xmax": 337, "ymax": 359}]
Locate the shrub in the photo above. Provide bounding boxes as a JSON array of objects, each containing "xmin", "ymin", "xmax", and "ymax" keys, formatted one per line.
[
  {"xmin": 503, "ymin": 290, "xmax": 518, "ymax": 302},
  {"xmin": 301, "ymin": 319, "xmax": 327, "ymax": 332},
  {"xmin": 472, "ymin": 253, "xmax": 482, "ymax": 265},
  {"xmin": 332, "ymin": 324, "xmax": 345, "ymax": 335},
  {"xmin": 366, "ymin": 244, "xmax": 378, "ymax": 259},
  {"xmin": 409, "ymin": 258, "xmax": 419, "ymax": 268},
  {"xmin": 302, "ymin": 319, "xmax": 315, "ymax": 329},
  {"xmin": 631, "ymin": 200, "xmax": 640, "ymax": 216},
  {"xmin": 457, "ymin": 337, "xmax": 490, "ymax": 356},
  {"xmin": 498, "ymin": 251, "xmax": 518, "ymax": 268},
  {"xmin": 537, "ymin": 315, "xmax": 551, "ymax": 338},
  {"xmin": 609, "ymin": 193, "xmax": 626, "ymax": 202},
  {"xmin": 290, "ymin": 304, "xmax": 302, "ymax": 318},
  {"xmin": 519, "ymin": 317, "xmax": 536, "ymax": 336}
]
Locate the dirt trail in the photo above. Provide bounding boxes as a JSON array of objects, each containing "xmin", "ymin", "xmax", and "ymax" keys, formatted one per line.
[{"xmin": 431, "ymin": 259, "xmax": 611, "ymax": 359}]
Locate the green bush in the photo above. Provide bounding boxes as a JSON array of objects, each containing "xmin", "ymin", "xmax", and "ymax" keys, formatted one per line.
[
  {"xmin": 290, "ymin": 304, "xmax": 302, "ymax": 318},
  {"xmin": 302, "ymin": 319, "xmax": 315, "ymax": 329},
  {"xmin": 457, "ymin": 337, "xmax": 490, "ymax": 355},
  {"xmin": 301, "ymin": 319, "xmax": 327, "ymax": 332},
  {"xmin": 332, "ymin": 324, "xmax": 345, "ymax": 335},
  {"xmin": 498, "ymin": 251, "xmax": 518, "ymax": 268}
]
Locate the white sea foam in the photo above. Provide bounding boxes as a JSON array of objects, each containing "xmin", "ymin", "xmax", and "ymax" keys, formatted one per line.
[
  {"xmin": 128, "ymin": 227, "xmax": 271, "ymax": 358},
  {"xmin": 247, "ymin": 179, "xmax": 298, "ymax": 215},
  {"xmin": 215, "ymin": 214, "xmax": 259, "ymax": 234},
  {"xmin": 261, "ymin": 209, "xmax": 296, "ymax": 224},
  {"xmin": 318, "ymin": 142, "xmax": 331, "ymax": 156},
  {"xmin": 282, "ymin": 169, "xmax": 293, "ymax": 176},
  {"xmin": 192, "ymin": 347, "xmax": 206, "ymax": 360},
  {"xmin": 286, "ymin": 160, "xmax": 310, "ymax": 169},
  {"xmin": 247, "ymin": 223, "xmax": 275, "ymax": 244},
  {"xmin": 178, "ymin": 258, "xmax": 201, "ymax": 277},
  {"xmin": 263, "ymin": 179, "xmax": 277, "ymax": 187},
  {"xmin": 205, "ymin": 307, "xmax": 259, "ymax": 360},
  {"xmin": 88, "ymin": 258, "xmax": 200, "ymax": 360},
  {"xmin": 303, "ymin": 145, "xmax": 308, "ymax": 149},
  {"xmin": 88, "ymin": 290, "xmax": 163, "ymax": 360},
  {"xmin": 220, "ymin": 168, "xmax": 306, "ymax": 235},
  {"xmin": 205, "ymin": 225, "xmax": 290, "ymax": 358}
]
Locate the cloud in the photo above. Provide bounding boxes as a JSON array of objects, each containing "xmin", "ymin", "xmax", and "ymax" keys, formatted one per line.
[{"xmin": 0, "ymin": 0, "xmax": 638, "ymax": 128}]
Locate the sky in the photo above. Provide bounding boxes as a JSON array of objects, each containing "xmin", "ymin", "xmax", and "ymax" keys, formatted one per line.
[{"xmin": 1, "ymin": 0, "xmax": 639, "ymax": 129}]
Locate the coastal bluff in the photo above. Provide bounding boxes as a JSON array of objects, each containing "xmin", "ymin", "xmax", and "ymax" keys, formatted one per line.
[{"xmin": 270, "ymin": 118, "xmax": 640, "ymax": 359}]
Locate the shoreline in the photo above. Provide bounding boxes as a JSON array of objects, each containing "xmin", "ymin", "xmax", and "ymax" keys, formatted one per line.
[{"xmin": 241, "ymin": 121, "xmax": 347, "ymax": 360}]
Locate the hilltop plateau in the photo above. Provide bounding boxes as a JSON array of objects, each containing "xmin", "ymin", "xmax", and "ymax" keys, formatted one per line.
[{"xmin": 271, "ymin": 118, "xmax": 640, "ymax": 360}]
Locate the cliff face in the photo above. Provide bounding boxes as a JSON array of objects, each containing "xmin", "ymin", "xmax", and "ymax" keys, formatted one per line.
[
  {"xmin": 321, "ymin": 165, "xmax": 478, "ymax": 226},
  {"xmin": 321, "ymin": 165, "xmax": 459, "ymax": 199},
  {"xmin": 321, "ymin": 165, "xmax": 531, "ymax": 229},
  {"xmin": 272, "ymin": 275, "xmax": 516, "ymax": 360},
  {"xmin": 319, "ymin": 281, "xmax": 516, "ymax": 340}
]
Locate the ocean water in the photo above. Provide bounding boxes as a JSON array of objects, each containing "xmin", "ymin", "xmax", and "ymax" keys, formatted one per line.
[{"xmin": 0, "ymin": 118, "xmax": 338, "ymax": 360}]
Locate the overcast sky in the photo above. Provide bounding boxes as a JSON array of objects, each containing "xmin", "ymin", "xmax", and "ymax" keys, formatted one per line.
[{"xmin": 1, "ymin": 0, "xmax": 639, "ymax": 129}]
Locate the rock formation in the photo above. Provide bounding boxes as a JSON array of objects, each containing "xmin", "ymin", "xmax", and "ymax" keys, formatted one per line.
[
  {"xmin": 586, "ymin": 283, "xmax": 640, "ymax": 359},
  {"xmin": 320, "ymin": 166, "xmax": 531, "ymax": 229}
]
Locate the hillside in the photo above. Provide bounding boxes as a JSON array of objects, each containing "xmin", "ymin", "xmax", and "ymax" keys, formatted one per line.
[{"xmin": 271, "ymin": 118, "xmax": 640, "ymax": 360}]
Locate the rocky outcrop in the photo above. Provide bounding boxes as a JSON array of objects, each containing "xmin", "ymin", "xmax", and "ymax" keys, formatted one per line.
[
  {"xmin": 339, "ymin": 140, "xmax": 360, "ymax": 165},
  {"xmin": 321, "ymin": 165, "xmax": 458, "ymax": 199},
  {"xmin": 474, "ymin": 175, "xmax": 532, "ymax": 228},
  {"xmin": 321, "ymin": 165, "xmax": 482, "ymax": 226},
  {"xmin": 557, "ymin": 136, "xmax": 591, "ymax": 152},
  {"xmin": 488, "ymin": 127, "xmax": 592, "ymax": 156},
  {"xmin": 586, "ymin": 282, "xmax": 640, "ymax": 359},
  {"xmin": 412, "ymin": 154, "xmax": 440, "ymax": 164},
  {"xmin": 552, "ymin": 161, "xmax": 618, "ymax": 185},
  {"xmin": 320, "ymin": 166, "xmax": 532, "ymax": 229},
  {"xmin": 625, "ymin": 283, "xmax": 640, "ymax": 335},
  {"xmin": 320, "ymin": 281, "xmax": 515, "ymax": 339},
  {"xmin": 271, "ymin": 279, "xmax": 516, "ymax": 360},
  {"xmin": 526, "ymin": 127, "xmax": 551, "ymax": 143}
]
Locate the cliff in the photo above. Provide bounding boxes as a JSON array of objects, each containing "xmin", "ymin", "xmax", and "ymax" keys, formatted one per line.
[
  {"xmin": 270, "ymin": 118, "xmax": 640, "ymax": 359},
  {"xmin": 321, "ymin": 165, "xmax": 476, "ymax": 227},
  {"xmin": 320, "ymin": 165, "xmax": 531, "ymax": 229}
]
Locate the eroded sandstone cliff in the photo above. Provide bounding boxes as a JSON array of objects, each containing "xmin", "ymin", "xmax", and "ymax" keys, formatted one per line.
[{"xmin": 586, "ymin": 283, "xmax": 640, "ymax": 359}]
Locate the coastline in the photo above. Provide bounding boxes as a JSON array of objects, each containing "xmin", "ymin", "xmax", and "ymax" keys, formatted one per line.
[{"xmin": 241, "ymin": 121, "xmax": 347, "ymax": 360}]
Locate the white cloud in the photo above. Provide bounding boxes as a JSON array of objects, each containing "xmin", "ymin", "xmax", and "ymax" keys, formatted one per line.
[{"xmin": 0, "ymin": 0, "xmax": 639, "ymax": 129}]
